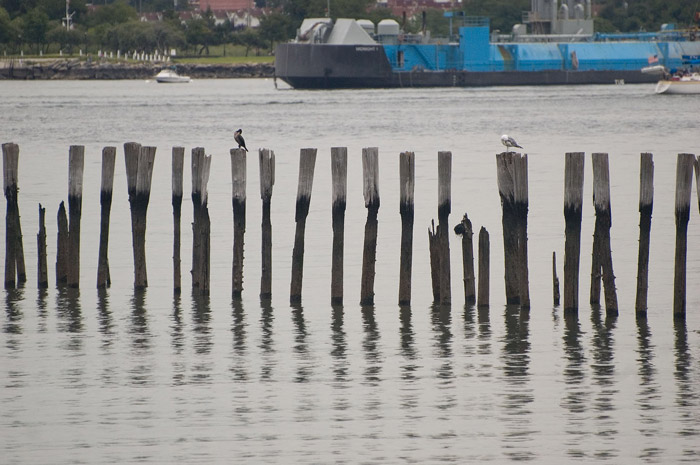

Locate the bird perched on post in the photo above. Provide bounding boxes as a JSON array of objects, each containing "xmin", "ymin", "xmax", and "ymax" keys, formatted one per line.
[
  {"xmin": 234, "ymin": 128, "xmax": 248, "ymax": 152},
  {"xmin": 501, "ymin": 134, "xmax": 523, "ymax": 153}
]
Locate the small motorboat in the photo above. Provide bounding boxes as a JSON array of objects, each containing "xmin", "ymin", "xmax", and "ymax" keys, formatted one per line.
[
  {"xmin": 154, "ymin": 67, "xmax": 191, "ymax": 83},
  {"xmin": 655, "ymin": 73, "xmax": 700, "ymax": 94}
]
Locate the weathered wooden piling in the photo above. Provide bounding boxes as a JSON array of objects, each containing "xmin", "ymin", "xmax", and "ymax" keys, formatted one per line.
[
  {"xmin": 56, "ymin": 201, "xmax": 68, "ymax": 285},
  {"xmin": 590, "ymin": 153, "xmax": 618, "ymax": 315},
  {"xmin": 513, "ymin": 154, "xmax": 530, "ymax": 309},
  {"xmin": 360, "ymin": 147, "xmax": 380, "ymax": 306},
  {"xmin": 496, "ymin": 151, "xmax": 519, "ymax": 304},
  {"xmin": 398, "ymin": 151, "xmax": 415, "ymax": 306},
  {"xmin": 97, "ymin": 146, "xmax": 116, "ymax": 289},
  {"xmin": 172, "ymin": 146, "xmax": 184, "ymax": 294},
  {"xmin": 290, "ymin": 148, "xmax": 317, "ymax": 304},
  {"xmin": 477, "ymin": 226, "xmax": 490, "ymax": 308},
  {"xmin": 428, "ymin": 220, "xmax": 440, "ymax": 302},
  {"xmin": 37, "ymin": 204, "xmax": 47, "ymax": 288},
  {"xmin": 331, "ymin": 147, "xmax": 347, "ymax": 305},
  {"xmin": 695, "ymin": 157, "xmax": 700, "ymax": 212},
  {"xmin": 563, "ymin": 152, "xmax": 585, "ymax": 313},
  {"xmin": 191, "ymin": 147, "xmax": 212, "ymax": 295},
  {"xmin": 552, "ymin": 251, "xmax": 560, "ymax": 307},
  {"xmin": 125, "ymin": 144, "xmax": 156, "ymax": 289},
  {"xmin": 259, "ymin": 148, "xmax": 275, "ymax": 300},
  {"xmin": 231, "ymin": 148, "xmax": 246, "ymax": 299},
  {"xmin": 2, "ymin": 142, "xmax": 26, "ymax": 288},
  {"xmin": 437, "ymin": 151, "xmax": 451, "ymax": 305},
  {"xmin": 673, "ymin": 153, "xmax": 695, "ymax": 319},
  {"xmin": 635, "ymin": 153, "xmax": 653, "ymax": 316},
  {"xmin": 67, "ymin": 145, "xmax": 84, "ymax": 288},
  {"xmin": 454, "ymin": 213, "xmax": 476, "ymax": 305}
]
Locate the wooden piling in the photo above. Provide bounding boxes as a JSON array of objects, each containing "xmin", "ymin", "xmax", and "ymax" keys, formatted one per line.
[
  {"xmin": 635, "ymin": 153, "xmax": 653, "ymax": 316},
  {"xmin": 477, "ymin": 226, "xmax": 489, "ymax": 308},
  {"xmin": 360, "ymin": 147, "xmax": 380, "ymax": 306},
  {"xmin": 513, "ymin": 154, "xmax": 530, "ymax": 309},
  {"xmin": 454, "ymin": 213, "xmax": 476, "ymax": 305},
  {"xmin": 331, "ymin": 147, "xmax": 347, "ymax": 305},
  {"xmin": 37, "ymin": 204, "xmax": 47, "ymax": 288},
  {"xmin": 552, "ymin": 251, "xmax": 560, "ymax": 307},
  {"xmin": 673, "ymin": 153, "xmax": 695, "ymax": 319},
  {"xmin": 590, "ymin": 153, "xmax": 618, "ymax": 315},
  {"xmin": 97, "ymin": 146, "xmax": 116, "ymax": 289},
  {"xmin": 3, "ymin": 142, "xmax": 26, "ymax": 288},
  {"xmin": 563, "ymin": 152, "xmax": 585, "ymax": 314},
  {"xmin": 437, "ymin": 151, "xmax": 451, "ymax": 305},
  {"xmin": 231, "ymin": 148, "xmax": 246, "ymax": 299},
  {"xmin": 191, "ymin": 147, "xmax": 212, "ymax": 295},
  {"xmin": 496, "ymin": 151, "xmax": 519, "ymax": 304},
  {"xmin": 428, "ymin": 221, "xmax": 440, "ymax": 302},
  {"xmin": 290, "ymin": 148, "xmax": 317, "ymax": 305},
  {"xmin": 129, "ymin": 145, "xmax": 156, "ymax": 289},
  {"xmin": 67, "ymin": 145, "xmax": 84, "ymax": 288},
  {"xmin": 398, "ymin": 151, "xmax": 415, "ymax": 306},
  {"xmin": 56, "ymin": 201, "xmax": 68, "ymax": 285},
  {"xmin": 259, "ymin": 148, "xmax": 275, "ymax": 300},
  {"xmin": 172, "ymin": 146, "xmax": 184, "ymax": 294},
  {"xmin": 696, "ymin": 157, "xmax": 700, "ymax": 212}
]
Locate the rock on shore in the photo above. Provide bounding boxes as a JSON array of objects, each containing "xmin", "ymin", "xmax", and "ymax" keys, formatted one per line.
[{"xmin": 0, "ymin": 59, "xmax": 274, "ymax": 80}]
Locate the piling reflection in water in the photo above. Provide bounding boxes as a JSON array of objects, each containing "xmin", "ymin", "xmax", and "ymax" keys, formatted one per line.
[
  {"xmin": 129, "ymin": 290, "xmax": 151, "ymax": 386},
  {"xmin": 291, "ymin": 304, "xmax": 310, "ymax": 384},
  {"xmin": 4, "ymin": 288, "xmax": 23, "ymax": 336},
  {"xmin": 674, "ymin": 319, "xmax": 699, "ymax": 444},
  {"xmin": 562, "ymin": 311, "xmax": 590, "ymax": 459},
  {"xmin": 330, "ymin": 305, "xmax": 348, "ymax": 384},
  {"xmin": 500, "ymin": 304, "xmax": 535, "ymax": 462},
  {"xmin": 259, "ymin": 300, "xmax": 275, "ymax": 382},
  {"xmin": 191, "ymin": 294, "xmax": 212, "ymax": 383},
  {"xmin": 589, "ymin": 305, "xmax": 618, "ymax": 459},
  {"xmin": 171, "ymin": 294, "xmax": 185, "ymax": 386},
  {"xmin": 635, "ymin": 316, "xmax": 663, "ymax": 461},
  {"xmin": 230, "ymin": 299, "xmax": 247, "ymax": 382}
]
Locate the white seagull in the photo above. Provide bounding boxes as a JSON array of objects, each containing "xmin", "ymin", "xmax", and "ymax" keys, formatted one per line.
[{"xmin": 501, "ymin": 134, "xmax": 523, "ymax": 153}]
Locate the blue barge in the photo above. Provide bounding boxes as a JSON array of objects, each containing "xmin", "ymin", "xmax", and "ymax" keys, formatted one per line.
[{"xmin": 274, "ymin": 3, "xmax": 700, "ymax": 89}]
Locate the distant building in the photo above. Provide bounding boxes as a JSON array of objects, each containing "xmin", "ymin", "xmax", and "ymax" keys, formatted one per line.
[{"xmin": 197, "ymin": 0, "xmax": 254, "ymax": 11}]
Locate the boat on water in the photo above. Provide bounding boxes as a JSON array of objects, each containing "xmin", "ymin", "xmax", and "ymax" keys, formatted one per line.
[
  {"xmin": 655, "ymin": 73, "xmax": 700, "ymax": 94},
  {"xmin": 648, "ymin": 54, "xmax": 700, "ymax": 94},
  {"xmin": 154, "ymin": 67, "xmax": 191, "ymax": 83},
  {"xmin": 274, "ymin": 0, "xmax": 700, "ymax": 89}
]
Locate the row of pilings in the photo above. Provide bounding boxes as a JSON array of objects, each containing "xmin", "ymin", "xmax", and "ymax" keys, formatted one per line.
[{"xmin": 2, "ymin": 142, "xmax": 700, "ymax": 319}]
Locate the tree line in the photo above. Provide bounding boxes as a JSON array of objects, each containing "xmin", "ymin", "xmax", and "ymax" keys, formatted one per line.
[{"xmin": 0, "ymin": 0, "xmax": 697, "ymax": 57}]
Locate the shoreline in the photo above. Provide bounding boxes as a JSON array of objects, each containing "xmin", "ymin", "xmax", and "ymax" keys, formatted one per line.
[{"xmin": 0, "ymin": 58, "xmax": 274, "ymax": 80}]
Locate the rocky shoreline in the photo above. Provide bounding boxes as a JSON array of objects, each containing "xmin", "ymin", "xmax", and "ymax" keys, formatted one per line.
[{"xmin": 0, "ymin": 59, "xmax": 274, "ymax": 80}]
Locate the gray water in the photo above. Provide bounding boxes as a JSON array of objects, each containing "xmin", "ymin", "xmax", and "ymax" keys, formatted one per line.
[{"xmin": 1, "ymin": 78, "xmax": 700, "ymax": 464}]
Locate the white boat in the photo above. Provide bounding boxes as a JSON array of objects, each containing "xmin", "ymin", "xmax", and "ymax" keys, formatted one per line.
[
  {"xmin": 154, "ymin": 68, "xmax": 191, "ymax": 83},
  {"xmin": 655, "ymin": 73, "xmax": 700, "ymax": 94}
]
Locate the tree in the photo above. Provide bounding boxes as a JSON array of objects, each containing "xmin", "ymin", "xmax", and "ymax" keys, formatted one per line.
[
  {"xmin": 46, "ymin": 22, "xmax": 83, "ymax": 53},
  {"xmin": 21, "ymin": 7, "xmax": 50, "ymax": 53},
  {"xmin": 461, "ymin": 0, "xmax": 529, "ymax": 33},
  {"xmin": 329, "ymin": 0, "xmax": 373, "ymax": 20},
  {"xmin": 0, "ymin": 7, "xmax": 20, "ymax": 45},
  {"xmin": 258, "ymin": 12, "xmax": 295, "ymax": 49},
  {"xmin": 85, "ymin": 0, "xmax": 137, "ymax": 28},
  {"xmin": 232, "ymin": 28, "xmax": 266, "ymax": 56},
  {"xmin": 185, "ymin": 17, "xmax": 214, "ymax": 55}
]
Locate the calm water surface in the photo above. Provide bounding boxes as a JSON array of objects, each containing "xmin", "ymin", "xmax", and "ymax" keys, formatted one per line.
[{"xmin": 1, "ymin": 79, "xmax": 700, "ymax": 463}]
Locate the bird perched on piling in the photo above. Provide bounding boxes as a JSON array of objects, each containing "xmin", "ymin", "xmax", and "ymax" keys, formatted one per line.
[
  {"xmin": 234, "ymin": 129, "xmax": 248, "ymax": 152},
  {"xmin": 501, "ymin": 134, "xmax": 523, "ymax": 153}
]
